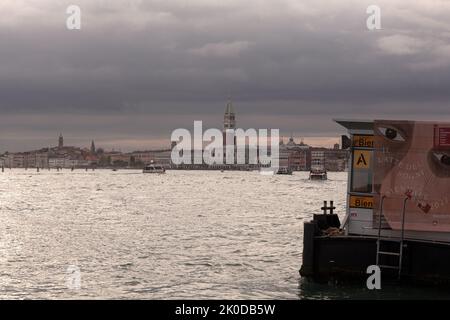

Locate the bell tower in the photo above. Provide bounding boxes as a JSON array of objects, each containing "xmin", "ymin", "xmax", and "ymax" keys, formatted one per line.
[
  {"xmin": 58, "ymin": 133, "xmax": 64, "ymax": 148},
  {"xmin": 223, "ymin": 99, "xmax": 237, "ymax": 146},
  {"xmin": 223, "ymin": 99, "xmax": 236, "ymax": 130}
]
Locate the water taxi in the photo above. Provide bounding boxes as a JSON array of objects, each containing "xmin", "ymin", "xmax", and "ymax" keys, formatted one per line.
[
  {"xmin": 309, "ymin": 150, "xmax": 327, "ymax": 180},
  {"xmin": 309, "ymin": 169, "xmax": 327, "ymax": 180},
  {"xmin": 143, "ymin": 164, "xmax": 166, "ymax": 174}
]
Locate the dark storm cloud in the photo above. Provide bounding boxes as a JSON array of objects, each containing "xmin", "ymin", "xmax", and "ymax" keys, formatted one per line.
[{"xmin": 1, "ymin": 0, "xmax": 450, "ymax": 151}]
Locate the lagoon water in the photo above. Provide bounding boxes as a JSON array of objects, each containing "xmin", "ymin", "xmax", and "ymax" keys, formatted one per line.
[{"xmin": 0, "ymin": 169, "xmax": 447, "ymax": 299}]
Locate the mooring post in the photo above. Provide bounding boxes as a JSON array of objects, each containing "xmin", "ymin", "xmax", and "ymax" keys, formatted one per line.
[
  {"xmin": 330, "ymin": 200, "xmax": 335, "ymax": 214},
  {"xmin": 321, "ymin": 200, "xmax": 336, "ymax": 215},
  {"xmin": 321, "ymin": 201, "xmax": 328, "ymax": 214}
]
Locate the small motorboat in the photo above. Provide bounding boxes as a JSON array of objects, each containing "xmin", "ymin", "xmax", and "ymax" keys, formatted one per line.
[
  {"xmin": 143, "ymin": 164, "xmax": 166, "ymax": 174},
  {"xmin": 309, "ymin": 169, "xmax": 327, "ymax": 180},
  {"xmin": 309, "ymin": 151, "xmax": 327, "ymax": 180}
]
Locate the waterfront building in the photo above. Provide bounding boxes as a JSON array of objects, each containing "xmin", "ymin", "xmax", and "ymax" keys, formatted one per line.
[
  {"xmin": 130, "ymin": 152, "xmax": 155, "ymax": 166},
  {"xmin": 109, "ymin": 153, "xmax": 132, "ymax": 166},
  {"xmin": 24, "ymin": 152, "xmax": 37, "ymax": 168},
  {"xmin": 48, "ymin": 158, "xmax": 65, "ymax": 168},
  {"xmin": 35, "ymin": 151, "xmax": 49, "ymax": 168},
  {"xmin": 308, "ymin": 146, "xmax": 349, "ymax": 172},
  {"xmin": 310, "ymin": 150, "xmax": 325, "ymax": 167},
  {"xmin": 324, "ymin": 148, "xmax": 349, "ymax": 171},
  {"xmin": 154, "ymin": 150, "xmax": 172, "ymax": 166},
  {"xmin": 6, "ymin": 153, "xmax": 25, "ymax": 168},
  {"xmin": 279, "ymin": 136, "xmax": 310, "ymax": 171},
  {"xmin": 85, "ymin": 154, "xmax": 99, "ymax": 166}
]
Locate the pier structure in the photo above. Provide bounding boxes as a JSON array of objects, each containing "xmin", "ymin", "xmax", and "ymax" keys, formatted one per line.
[{"xmin": 301, "ymin": 119, "xmax": 450, "ymax": 285}]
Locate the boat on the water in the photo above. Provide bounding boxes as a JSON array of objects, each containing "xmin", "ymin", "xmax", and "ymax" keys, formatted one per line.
[
  {"xmin": 143, "ymin": 164, "xmax": 166, "ymax": 174},
  {"xmin": 276, "ymin": 167, "xmax": 293, "ymax": 175},
  {"xmin": 309, "ymin": 169, "xmax": 327, "ymax": 180},
  {"xmin": 309, "ymin": 150, "xmax": 327, "ymax": 180}
]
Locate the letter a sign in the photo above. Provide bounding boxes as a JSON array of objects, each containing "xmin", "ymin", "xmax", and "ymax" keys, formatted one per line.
[{"xmin": 353, "ymin": 150, "xmax": 371, "ymax": 169}]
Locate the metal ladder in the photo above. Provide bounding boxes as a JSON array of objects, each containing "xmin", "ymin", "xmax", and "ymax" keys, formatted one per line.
[{"xmin": 376, "ymin": 196, "xmax": 409, "ymax": 279}]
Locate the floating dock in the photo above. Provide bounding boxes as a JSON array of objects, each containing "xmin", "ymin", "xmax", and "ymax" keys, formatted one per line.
[{"xmin": 300, "ymin": 119, "xmax": 450, "ymax": 285}]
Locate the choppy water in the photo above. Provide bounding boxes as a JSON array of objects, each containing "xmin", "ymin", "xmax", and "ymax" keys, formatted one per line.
[
  {"xmin": 0, "ymin": 169, "xmax": 446, "ymax": 299},
  {"xmin": 0, "ymin": 169, "xmax": 347, "ymax": 299}
]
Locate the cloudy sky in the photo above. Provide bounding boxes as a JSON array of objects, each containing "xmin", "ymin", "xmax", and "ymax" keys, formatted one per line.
[{"xmin": 1, "ymin": 0, "xmax": 450, "ymax": 152}]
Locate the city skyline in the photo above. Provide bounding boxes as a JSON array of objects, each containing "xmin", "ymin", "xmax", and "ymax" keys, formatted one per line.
[
  {"xmin": 1, "ymin": 103, "xmax": 340, "ymax": 153},
  {"xmin": 0, "ymin": 103, "xmax": 347, "ymax": 171}
]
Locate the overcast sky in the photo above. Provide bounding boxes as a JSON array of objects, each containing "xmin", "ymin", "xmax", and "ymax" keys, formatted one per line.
[{"xmin": 1, "ymin": 0, "xmax": 450, "ymax": 152}]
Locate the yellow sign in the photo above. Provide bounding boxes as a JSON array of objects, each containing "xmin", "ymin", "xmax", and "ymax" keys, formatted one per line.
[
  {"xmin": 349, "ymin": 195, "xmax": 373, "ymax": 209},
  {"xmin": 353, "ymin": 135, "xmax": 374, "ymax": 148},
  {"xmin": 353, "ymin": 150, "xmax": 371, "ymax": 169}
]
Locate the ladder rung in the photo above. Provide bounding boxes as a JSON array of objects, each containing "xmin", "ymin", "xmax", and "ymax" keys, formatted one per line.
[
  {"xmin": 378, "ymin": 251, "xmax": 400, "ymax": 256},
  {"xmin": 378, "ymin": 265, "xmax": 399, "ymax": 269}
]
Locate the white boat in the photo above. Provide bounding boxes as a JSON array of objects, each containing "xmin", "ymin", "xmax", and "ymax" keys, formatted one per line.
[
  {"xmin": 143, "ymin": 164, "xmax": 166, "ymax": 174},
  {"xmin": 276, "ymin": 167, "xmax": 293, "ymax": 175},
  {"xmin": 309, "ymin": 150, "xmax": 327, "ymax": 180},
  {"xmin": 309, "ymin": 169, "xmax": 327, "ymax": 180}
]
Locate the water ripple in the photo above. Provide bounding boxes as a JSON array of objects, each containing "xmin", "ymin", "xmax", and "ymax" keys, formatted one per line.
[{"xmin": 0, "ymin": 169, "xmax": 347, "ymax": 299}]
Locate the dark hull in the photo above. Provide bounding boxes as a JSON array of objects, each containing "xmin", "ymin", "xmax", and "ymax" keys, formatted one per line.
[{"xmin": 300, "ymin": 220, "xmax": 450, "ymax": 285}]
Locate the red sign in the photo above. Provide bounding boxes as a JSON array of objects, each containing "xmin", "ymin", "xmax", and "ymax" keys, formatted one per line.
[
  {"xmin": 439, "ymin": 127, "xmax": 450, "ymax": 147},
  {"xmin": 434, "ymin": 125, "xmax": 450, "ymax": 148}
]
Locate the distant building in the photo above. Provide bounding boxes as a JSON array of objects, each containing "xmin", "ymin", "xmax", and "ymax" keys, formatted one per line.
[
  {"xmin": 131, "ymin": 152, "xmax": 155, "ymax": 165},
  {"xmin": 6, "ymin": 153, "xmax": 25, "ymax": 168},
  {"xmin": 309, "ymin": 147, "xmax": 349, "ymax": 172},
  {"xmin": 85, "ymin": 154, "xmax": 99, "ymax": 166},
  {"xmin": 279, "ymin": 136, "xmax": 310, "ymax": 171},
  {"xmin": 49, "ymin": 158, "xmax": 65, "ymax": 168},
  {"xmin": 154, "ymin": 150, "xmax": 172, "ymax": 166},
  {"xmin": 223, "ymin": 99, "xmax": 236, "ymax": 130},
  {"xmin": 109, "ymin": 153, "xmax": 131, "ymax": 166},
  {"xmin": 324, "ymin": 148, "xmax": 349, "ymax": 171},
  {"xmin": 223, "ymin": 99, "xmax": 236, "ymax": 147},
  {"xmin": 36, "ymin": 151, "xmax": 49, "ymax": 168}
]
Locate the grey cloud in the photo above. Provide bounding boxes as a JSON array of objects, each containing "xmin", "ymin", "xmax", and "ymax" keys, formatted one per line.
[{"xmin": 1, "ymin": 0, "xmax": 450, "ymax": 151}]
